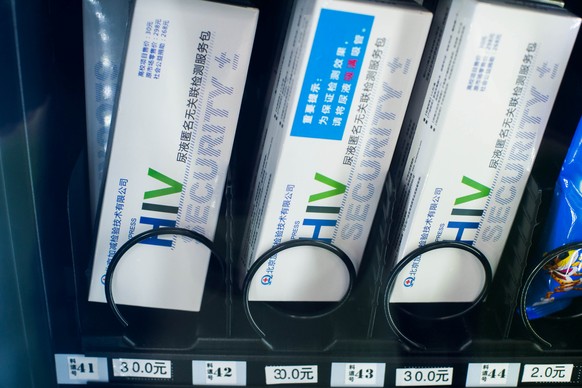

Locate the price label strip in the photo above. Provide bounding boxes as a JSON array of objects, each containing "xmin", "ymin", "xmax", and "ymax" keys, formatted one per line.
[
  {"xmin": 192, "ymin": 361, "xmax": 247, "ymax": 386},
  {"xmin": 522, "ymin": 364, "xmax": 574, "ymax": 384},
  {"xmin": 395, "ymin": 367, "xmax": 453, "ymax": 386},
  {"xmin": 54, "ymin": 354, "xmax": 109, "ymax": 384},
  {"xmin": 466, "ymin": 363, "xmax": 521, "ymax": 387},
  {"xmin": 265, "ymin": 365, "xmax": 318, "ymax": 385},
  {"xmin": 112, "ymin": 358, "xmax": 172, "ymax": 380}
]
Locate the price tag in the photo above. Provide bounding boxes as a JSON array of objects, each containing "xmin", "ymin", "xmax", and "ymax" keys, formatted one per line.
[
  {"xmin": 67, "ymin": 355, "xmax": 101, "ymax": 380},
  {"xmin": 112, "ymin": 358, "xmax": 172, "ymax": 379},
  {"xmin": 265, "ymin": 365, "xmax": 318, "ymax": 385},
  {"xmin": 395, "ymin": 367, "xmax": 453, "ymax": 386},
  {"xmin": 54, "ymin": 354, "xmax": 109, "ymax": 384},
  {"xmin": 522, "ymin": 364, "xmax": 573, "ymax": 383},
  {"xmin": 192, "ymin": 361, "xmax": 246, "ymax": 386},
  {"xmin": 466, "ymin": 363, "xmax": 521, "ymax": 387}
]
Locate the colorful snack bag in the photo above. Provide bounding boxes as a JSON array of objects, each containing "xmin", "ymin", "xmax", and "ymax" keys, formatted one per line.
[{"xmin": 526, "ymin": 116, "xmax": 582, "ymax": 319}]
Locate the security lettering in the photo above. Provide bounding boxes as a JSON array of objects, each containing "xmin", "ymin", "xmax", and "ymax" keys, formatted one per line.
[
  {"xmin": 342, "ymin": 79, "xmax": 404, "ymax": 241},
  {"xmin": 182, "ymin": 76, "xmax": 233, "ymax": 235}
]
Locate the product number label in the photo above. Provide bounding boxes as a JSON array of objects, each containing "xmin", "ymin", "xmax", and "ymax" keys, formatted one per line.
[
  {"xmin": 112, "ymin": 358, "xmax": 172, "ymax": 379},
  {"xmin": 479, "ymin": 364, "xmax": 508, "ymax": 385},
  {"xmin": 265, "ymin": 365, "xmax": 318, "ymax": 385},
  {"xmin": 395, "ymin": 367, "xmax": 453, "ymax": 386},
  {"xmin": 68, "ymin": 356, "xmax": 100, "ymax": 380},
  {"xmin": 466, "ymin": 363, "xmax": 521, "ymax": 387},
  {"xmin": 206, "ymin": 362, "xmax": 235, "ymax": 384},
  {"xmin": 192, "ymin": 361, "xmax": 246, "ymax": 385},
  {"xmin": 330, "ymin": 362, "xmax": 386, "ymax": 387},
  {"xmin": 521, "ymin": 364, "xmax": 573, "ymax": 383},
  {"xmin": 345, "ymin": 363, "xmax": 379, "ymax": 385}
]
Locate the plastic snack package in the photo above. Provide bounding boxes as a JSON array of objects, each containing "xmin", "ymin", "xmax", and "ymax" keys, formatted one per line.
[{"xmin": 526, "ymin": 116, "xmax": 582, "ymax": 320}]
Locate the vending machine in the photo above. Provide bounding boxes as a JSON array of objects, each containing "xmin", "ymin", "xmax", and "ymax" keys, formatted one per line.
[{"xmin": 2, "ymin": 0, "xmax": 582, "ymax": 387}]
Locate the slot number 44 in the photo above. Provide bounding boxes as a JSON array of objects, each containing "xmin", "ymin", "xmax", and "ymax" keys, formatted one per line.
[{"xmin": 480, "ymin": 364, "xmax": 508, "ymax": 385}]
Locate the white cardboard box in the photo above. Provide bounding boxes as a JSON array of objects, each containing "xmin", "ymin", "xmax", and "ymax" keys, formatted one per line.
[
  {"xmin": 241, "ymin": 0, "xmax": 432, "ymax": 302},
  {"xmin": 390, "ymin": 0, "xmax": 581, "ymax": 303},
  {"xmin": 88, "ymin": 0, "xmax": 258, "ymax": 312}
]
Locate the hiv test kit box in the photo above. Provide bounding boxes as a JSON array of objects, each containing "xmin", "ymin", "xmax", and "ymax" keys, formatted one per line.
[
  {"xmin": 88, "ymin": 0, "xmax": 258, "ymax": 312},
  {"xmin": 390, "ymin": 0, "xmax": 580, "ymax": 303},
  {"xmin": 241, "ymin": 0, "xmax": 432, "ymax": 302}
]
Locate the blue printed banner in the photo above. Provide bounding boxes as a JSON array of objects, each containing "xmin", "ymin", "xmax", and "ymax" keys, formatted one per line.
[{"xmin": 290, "ymin": 9, "xmax": 373, "ymax": 140}]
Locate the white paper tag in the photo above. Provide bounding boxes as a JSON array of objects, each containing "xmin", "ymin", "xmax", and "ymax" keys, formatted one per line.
[
  {"xmin": 395, "ymin": 367, "xmax": 453, "ymax": 386},
  {"xmin": 112, "ymin": 358, "xmax": 172, "ymax": 379},
  {"xmin": 522, "ymin": 364, "xmax": 573, "ymax": 383},
  {"xmin": 265, "ymin": 365, "xmax": 318, "ymax": 385}
]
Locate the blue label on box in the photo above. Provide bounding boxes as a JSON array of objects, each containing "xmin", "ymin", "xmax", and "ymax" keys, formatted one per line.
[{"xmin": 290, "ymin": 9, "xmax": 373, "ymax": 141}]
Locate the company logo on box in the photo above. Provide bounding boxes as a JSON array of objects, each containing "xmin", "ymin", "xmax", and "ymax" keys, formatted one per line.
[
  {"xmin": 261, "ymin": 274, "xmax": 273, "ymax": 285},
  {"xmin": 290, "ymin": 9, "xmax": 373, "ymax": 140},
  {"xmin": 404, "ymin": 276, "xmax": 415, "ymax": 287}
]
